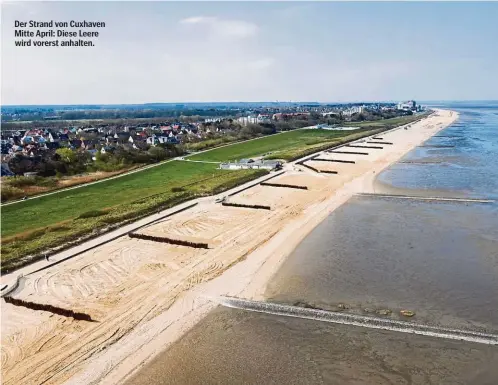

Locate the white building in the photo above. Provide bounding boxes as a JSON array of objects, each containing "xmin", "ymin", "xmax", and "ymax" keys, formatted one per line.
[
  {"xmin": 397, "ymin": 100, "xmax": 416, "ymax": 111},
  {"xmin": 237, "ymin": 116, "xmax": 258, "ymax": 126},
  {"xmin": 343, "ymin": 106, "xmax": 365, "ymax": 117}
]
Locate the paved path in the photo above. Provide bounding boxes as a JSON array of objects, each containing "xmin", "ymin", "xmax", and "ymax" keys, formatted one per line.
[{"xmin": 178, "ymin": 159, "xmax": 221, "ymax": 164}]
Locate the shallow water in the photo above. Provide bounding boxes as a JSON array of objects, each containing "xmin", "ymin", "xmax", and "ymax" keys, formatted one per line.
[
  {"xmin": 377, "ymin": 103, "xmax": 498, "ymax": 198},
  {"xmin": 265, "ymin": 196, "xmax": 498, "ymax": 331},
  {"xmin": 126, "ymin": 307, "xmax": 498, "ymax": 385}
]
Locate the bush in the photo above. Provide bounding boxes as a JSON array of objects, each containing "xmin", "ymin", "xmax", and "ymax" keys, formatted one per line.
[
  {"xmin": 77, "ymin": 209, "xmax": 109, "ymax": 219},
  {"xmin": 4, "ymin": 176, "xmax": 58, "ymax": 189},
  {"xmin": 171, "ymin": 186, "xmax": 186, "ymax": 192},
  {"xmin": 3, "ymin": 176, "xmax": 37, "ymax": 187},
  {"xmin": 1, "ymin": 186, "xmax": 25, "ymax": 201}
]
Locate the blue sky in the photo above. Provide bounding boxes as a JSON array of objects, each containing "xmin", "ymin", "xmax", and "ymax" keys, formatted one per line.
[{"xmin": 2, "ymin": 1, "xmax": 498, "ymax": 104}]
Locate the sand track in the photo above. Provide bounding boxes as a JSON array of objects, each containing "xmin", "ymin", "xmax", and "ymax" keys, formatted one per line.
[{"xmin": 1, "ymin": 110, "xmax": 459, "ymax": 385}]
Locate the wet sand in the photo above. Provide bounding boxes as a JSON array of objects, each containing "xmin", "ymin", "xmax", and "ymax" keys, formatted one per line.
[{"xmin": 125, "ymin": 307, "xmax": 498, "ymax": 385}]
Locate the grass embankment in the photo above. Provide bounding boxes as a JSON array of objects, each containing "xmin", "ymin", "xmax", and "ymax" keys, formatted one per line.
[
  {"xmin": 1, "ymin": 161, "xmax": 266, "ymax": 272},
  {"xmin": 189, "ymin": 128, "xmax": 372, "ymax": 163},
  {"xmin": 343, "ymin": 113, "xmax": 428, "ymax": 128},
  {"xmin": 188, "ymin": 130, "xmax": 352, "ymax": 162},
  {"xmin": 187, "ymin": 115, "xmax": 426, "ymax": 163},
  {"xmin": 1, "ymin": 167, "xmax": 141, "ymax": 201}
]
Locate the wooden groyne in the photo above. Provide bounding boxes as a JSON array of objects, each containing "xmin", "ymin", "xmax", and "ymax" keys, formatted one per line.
[
  {"xmin": 367, "ymin": 141, "xmax": 393, "ymax": 145},
  {"xmin": 347, "ymin": 144, "xmax": 383, "ymax": 150},
  {"xmin": 313, "ymin": 158, "xmax": 356, "ymax": 164},
  {"xmin": 372, "ymin": 137, "xmax": 384, "ymax": 140},
  {"xmin": 260, "ymin": 182, "xmax": 308, "ymax": 190},
  {"xmin": 128, "ymin": 232, "xmax": 210, "ymax": 249},
  {"xmin": 300, "ymin": 163, "xmax": 320, "ymax": 173},
  {"xmin": 228, "ymin": 171, "xmax": 286, "ymax": 197},
  {"xmin": 222, "ymin": 202, "xmax": 271, "ymax": 210},
  {"xmin": 3, "ymin": 296, "xmax": 94, "ymax": 321},
  {"xmin": 328, "ymin": 150, "xmax": 369, "ymax": 155}
]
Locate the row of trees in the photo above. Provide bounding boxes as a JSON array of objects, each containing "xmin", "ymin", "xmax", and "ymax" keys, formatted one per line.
[{"xmin": 7, "ymin": 144, "xmax": 185, "ymax": 177}]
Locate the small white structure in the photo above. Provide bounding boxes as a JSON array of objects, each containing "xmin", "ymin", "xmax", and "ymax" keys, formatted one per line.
[{"xmin": 220, "ymin": 160, "xmax": 282, "ymax": 170}]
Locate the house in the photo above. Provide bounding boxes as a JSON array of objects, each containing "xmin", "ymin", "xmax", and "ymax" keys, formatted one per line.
[
  {"xmin": 100, "ymin": 146, "xmax": 115, "ymax": 154},
  {"xmin": 69, "ymin": 139, "xmax": 82, "ymax": 149},
  {"xmin": 1, "ymin": 142, "xmax": 12, "ymax": 155},
  {"xmin": 1, "ymin": 163, "xmax": 15, "ymax": 176},
  {"xmin": 114, "ymin": 132, "xmax": 130, "ymax": 143},
  {"xmin": 45, "ymin": 142, "xmax": 60, "ymax": 150},
  {"xmin": 81, "ymin": 139, "xmax": 99, "ymax": 150},
  {"xmin": 257, "ymin": 114, "xmax": 272, "ymax": 123},
  {"xmin": 86, "ymin": 149, "xmax": 98, "ymax": 160},
  {"xmin": 48, "ymin": 132, "xmax": 60, "ymax": 142},
  {"xmin": 132, "ymin": 141, "xmax": 149, "ymax": 151},
  {"xmin": 9, "ymin": 145, "xmax": 23, "ymax": 154}
]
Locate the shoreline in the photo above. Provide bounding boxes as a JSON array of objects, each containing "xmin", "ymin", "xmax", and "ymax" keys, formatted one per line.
[{"xmin": 0, "ymin": 109, "xmax": 458, "ymax": 385}]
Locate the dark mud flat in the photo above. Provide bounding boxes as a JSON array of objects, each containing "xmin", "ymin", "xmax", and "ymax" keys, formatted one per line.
[
  {"xmin": 266, "ymin": 196, "xmax": 498, "ymax": 332},
  {"xmin": 125, "ymin": 307, "xmax": 498, "ymax": 385}
]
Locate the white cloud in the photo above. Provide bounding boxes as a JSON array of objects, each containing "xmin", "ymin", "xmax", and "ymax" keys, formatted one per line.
[
  {"xmin": 179, "ymin": 16, "xmax": 215, "ymax": 25},
  {"xmin": 179, "ymin": 16, "xmax": 258, "ymax": 39}
]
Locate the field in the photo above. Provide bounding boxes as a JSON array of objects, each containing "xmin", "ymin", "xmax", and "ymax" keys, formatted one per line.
[
  {"xmin": 188, "ymin": 129, "xmax": 361, "ymax": 162},
  {"xmin": 188, "ymin": 114, "xmax": 425, "ymax": 163},
  {"xmin": 1, "ymin": 161, "xmax": 266, "ymax": 271},
  {"xmin": 343, "ymin": 113, "xmax": 428, "ymax": 128}
]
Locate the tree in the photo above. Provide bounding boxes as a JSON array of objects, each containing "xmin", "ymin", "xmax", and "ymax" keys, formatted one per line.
[
  {"xmin": 55, "ymin": 148, "xmax": 76, "ymax": 163},
  {"xmin": 148, "ymin": 146, "xmax": 167, "ymax": 162}
]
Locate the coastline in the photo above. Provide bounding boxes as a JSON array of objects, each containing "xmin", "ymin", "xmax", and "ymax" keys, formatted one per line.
[{"xmin": 0, "ymin": 109, "xmax": 458, "ymax": 385}]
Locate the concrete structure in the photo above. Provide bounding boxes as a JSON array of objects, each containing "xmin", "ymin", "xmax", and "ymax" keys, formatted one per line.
[
  {"xmin": 343, "ymin": 106, "xmax": 365, "ymax": 117},
  {"xmin": 220, "ymin": 159, "xmax": 282, "ymax": 170},
  {"xmin": 397, "ymin": 100, "xmax": 417, "ymax": 111}
]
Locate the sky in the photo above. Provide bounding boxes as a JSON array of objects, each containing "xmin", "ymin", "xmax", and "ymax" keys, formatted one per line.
[{"xmin": 2, "ymin": 1, "xmax": 498, "ymax": 105}]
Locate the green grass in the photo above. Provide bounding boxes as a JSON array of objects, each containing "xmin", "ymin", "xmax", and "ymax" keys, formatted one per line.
[
  {"xmin": 343, "ymin": 113, "xmax": 428, "ymax": 128},
  {"xmin": 1, "ymin": 161, "xmax": 219, "ymax": 237},
  {"xmin": 188, "ymin": 129, "xmax": 358, "ymax": 162}
]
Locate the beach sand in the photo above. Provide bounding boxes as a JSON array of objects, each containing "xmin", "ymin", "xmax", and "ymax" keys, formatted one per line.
[{"xmin": 0, "ymin": 109, "xmax": 458, "ymax": 385}]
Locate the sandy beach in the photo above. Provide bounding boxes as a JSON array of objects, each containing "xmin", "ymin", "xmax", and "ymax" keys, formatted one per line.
[{"xmin": 0, "ymin": 109, "xmax": 458, "ymax": 385}]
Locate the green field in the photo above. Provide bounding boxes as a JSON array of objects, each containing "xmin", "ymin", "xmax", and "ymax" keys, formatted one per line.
[
  {"xmin": 188, "ymin": 129, "xmax": 359, "ymax": 162},
  {"xmin": 343, "ymin": 113, "xmax": 428, "ymax": 128}
]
